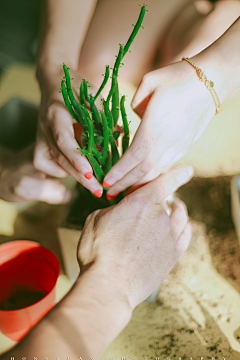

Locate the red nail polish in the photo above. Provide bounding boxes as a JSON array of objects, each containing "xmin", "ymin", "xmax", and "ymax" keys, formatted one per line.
[
  {"xmin": 85, "ymin": 172, "xmax": 93, "ymax": 180},
  {"xmin": 107, "ymin": 194, "xmax": 117, "ymax": 200},
  {"xmin": 94, "ymin": 190, "xmax": 103, "ymax": 198},
  {"xmin": 103, "ymin": 181, "xmax": 111, "ymax": 188}
]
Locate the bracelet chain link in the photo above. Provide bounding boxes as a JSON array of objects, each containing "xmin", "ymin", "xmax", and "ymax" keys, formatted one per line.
[{"xmin": 182, "ymin": 57, "xmax": 222, "ymax": 115}]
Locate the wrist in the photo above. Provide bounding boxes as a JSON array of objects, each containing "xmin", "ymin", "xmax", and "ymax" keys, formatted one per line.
[
  {"xmin": 74, "ymin": 263, "xmax": 133, "ymax": 318},
  {"xmin": 59, "ymin": 264, "xmax": 132, "ymax": 357},
  {"xmin": 192, "ymin": 16, "xmax": 240, "ymax": 99},
  {"xmin": 36, "ymin": 55, "xmax": 78, "ymax": 90}
]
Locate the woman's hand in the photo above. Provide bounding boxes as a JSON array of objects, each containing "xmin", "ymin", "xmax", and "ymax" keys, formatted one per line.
[
  {"xmin": 77, "ymin": 166, "xmax": 193, "ymax": 309},
  {"xmin": 34, "ymin": 65, "xmax": 103, "ymax": 197},
  {"xmin": 0, "ymin": 145, "xmax": 71, "ymax": 203},
  {"xmin": 103, "ymin": 54, "xmax": 231, "ymax": 198}
]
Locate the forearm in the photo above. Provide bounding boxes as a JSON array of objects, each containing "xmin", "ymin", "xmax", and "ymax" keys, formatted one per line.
[
  {"xmin": 36, "ymin": 0, "xmax": 98, "ymax": 79},
  {"xmin": 188, "ymin": 15, "xmax": 240, "ymax": 105},
  {"xmin": 0, "ymin": 266, "xmax": 131, "ymax": 359}
]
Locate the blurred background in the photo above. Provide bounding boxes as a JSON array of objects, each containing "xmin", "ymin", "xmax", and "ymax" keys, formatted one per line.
[{"xmin": 1, "ymin": 0, "xmax": 240, "ymax": 358}]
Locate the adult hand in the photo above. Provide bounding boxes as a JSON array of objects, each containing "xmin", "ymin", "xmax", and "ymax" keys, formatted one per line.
[
  {"xmin": 77, "ymin": 166, "xmax": 193, "ymax": 309},
  {"xmin": 0, "ymin": 145, "xmax": 71, "ymax": 203},
  {"xmin": 34, "ymin": 65, "xmax": 103, "ymax": 197},
  {"xmin": 103, "ymin": 56, "xmax": 228, "ymax": 198}
]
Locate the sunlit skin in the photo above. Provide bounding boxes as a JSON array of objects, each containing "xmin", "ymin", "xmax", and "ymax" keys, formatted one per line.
[
  {"xmin": 0, "ymin": 144, "xmax": 70, "ymax": 203},
  {"xmin": 0, "ymin": 166, "xmax": 193, "ymax": 359},
  {"xmin": 35, "ymin": 0, "xmax": 240, "ymax": 198}
]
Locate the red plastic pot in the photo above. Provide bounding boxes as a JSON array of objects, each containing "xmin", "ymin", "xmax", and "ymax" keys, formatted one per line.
[{"xmin": 0, "ymin": 240, "xmax": 60, "ymax": 341}]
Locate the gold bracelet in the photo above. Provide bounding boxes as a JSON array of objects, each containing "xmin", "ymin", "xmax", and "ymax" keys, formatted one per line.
[{"xmin": 182, "ymin": 57, "xmax": 222, "ymax": 115}]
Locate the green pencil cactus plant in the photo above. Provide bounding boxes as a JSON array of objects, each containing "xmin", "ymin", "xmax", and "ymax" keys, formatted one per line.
[{"xmin": 60, "ymin": 4, "xmax": 147, "ymax": 203}]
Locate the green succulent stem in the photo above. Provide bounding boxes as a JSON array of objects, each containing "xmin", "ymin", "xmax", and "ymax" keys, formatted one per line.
[
  {"xmin": 112, "ymin": 82, "xmax": 119, "ymax": 127},
  {"xmin": 120, "ymin": 96, "xmax": 130, "ymax": 154},
  {"xmin": 103, "ymin": 100, "xmax": 113, "ymax": 130},
  {"xmin": 61, "ymin": 5, "xmax": 147, "ymax": 187},
  {"xmin": 80, "ymin": 81, "xmax": 85, "ymax": 105},
  {"xmin": 107, "ymin": 45, "xmax": 123, "ymax": 105},
  {"xmin": 99, "ymin": 110, "xmax": 109, "ymax": 164},
  {"xmin": 123, "ymin": 5, "xmax": 146, "ymax": 56},
  {"xmin": 61, "ymin": 80, "xmax": 77, "ymax": 120},
  {"xmin": 94, "ymin": 65, "xmax": 110, "ymax": 101}
]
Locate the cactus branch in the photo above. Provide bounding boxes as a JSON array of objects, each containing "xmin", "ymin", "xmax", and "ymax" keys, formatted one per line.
[
  {"xmin": 111, "ymin": 82, "xmax": 119, "ymax": 127},
  {"xmin": 94, "ymin": 65, "xmax": 110, "ymax": 101},
  {"xmin": 61, "ymin": 80, "xmax": 77, "ymax": 120},
  {"xmin": 80, "ymin": 81, "xmax": 85, "ymax": 105},
  {"xmin": 107, "ymin": 45, "xmax": 124, "ymax": 104},
  {"xmin": 83, "ymin": 80, "xmax": 93, "ymax": 104},
  {"xmin": 120, "ymin": 95, "xmax": 130, "ymax": 154},
  {"xmin": 123, "ymin": 5, "xmax": 146, "ymax": 56},
  {"xmin": 82, "ymin": 79, "xmax": 103, "ymax": 131},
  {"xmin": 91, "ymin": 103, "xmax": 103, "ymax": 132},
  {"xmin": 61, "ymin": 5, "xmax": 147, "ymax": 187},
  {"xmin": 99, "ymin": 110, "xmax": 109, "ymax": 164},
  {"xmin": 103, "ymin": 100, "xmax": 114, "ymax": 130}
]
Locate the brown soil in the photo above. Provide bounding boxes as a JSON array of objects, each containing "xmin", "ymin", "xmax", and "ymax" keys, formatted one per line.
[
  {"xmin": 177, "ymin": 176, "xmax": 240, "ymax": 294},
  {"xmin": 0, "ymin": 288, "xmax": 46, "ymax": 310}
]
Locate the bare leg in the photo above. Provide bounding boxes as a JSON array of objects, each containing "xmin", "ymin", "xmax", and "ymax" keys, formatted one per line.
[
  {"xmin": 78, "ymin": 0, "xmax": 190, "ymax": 87},
  {"xmin": 159, "ymin": 0, "xmax": 240, "ymax": 66}
]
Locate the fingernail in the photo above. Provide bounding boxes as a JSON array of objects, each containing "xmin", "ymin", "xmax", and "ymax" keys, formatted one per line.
[
  {"xmin": 79, "ymin": 166, "xmax": 92, "ymax": 177},
  {"xmin": 103, "ymin": 181, "xmax": 111, "ymax": 188},
  {"xmin": 103, "ymin": 177, "xmax": 117, "ymax": 186},
  {"xmin": 94, "ymin": 189, "xmax": 103, "ymax": 198},
  {"xmin": 85, "ymin": 172, "xmax": 93, "ymax": 180},
  {"xmin": 63, "ymin": 190, "xmax": 71, "ymax": 203},
  {"xmin": 107, "ymin": 194, "xmax": 117, "ymax": 200}
]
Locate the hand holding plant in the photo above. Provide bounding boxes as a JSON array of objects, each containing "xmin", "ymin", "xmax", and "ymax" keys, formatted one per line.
[
  {"xmin": 60, "ymin": 4, "xmax": 147, "ymax": 200},
  {"xmin": 77, "ymin": 166, "xmax": 193, "ymax": 308}
]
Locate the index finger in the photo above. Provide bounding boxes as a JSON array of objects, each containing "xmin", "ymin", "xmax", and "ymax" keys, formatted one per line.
[{"xmin": 49, "ymin": 106, "xmax": 93, "ymax": 177}]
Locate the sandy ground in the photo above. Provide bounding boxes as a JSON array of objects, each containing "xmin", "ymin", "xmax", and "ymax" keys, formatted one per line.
[{"xmin": 1, "ymin": 65, "xmax": 240, "ymax": 357}]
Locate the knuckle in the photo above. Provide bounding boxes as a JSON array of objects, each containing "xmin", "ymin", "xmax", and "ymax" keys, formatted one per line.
[
  {"xmin": 125, "ymin": 192, "xmax": 151, "ymax": 209},
  {"xmin": 134, "ymin": 161, "xmax": 153, "ymax": 179},
  {"xmin": 55, "ymin": 131, "xmax": 68, "ymax": 150},
  {"xmin": 134, "ymin": 166, "xmax": 147, "ymax": 179},
  {"xmin": 142, "ymin": 72, "xmax": 156, "ymax": 89},
  {"xmin": 124, "ymin": 193, "xmax": 140, "ymax": 208},
  {"xmin": 45, "ymin": 104, "xmax": 57, "ymax": 122},
  {"xmin": 165, "ymin": 176, "xmax": 178, "ymax": 193},
  {"xmin": 142, "ymin": 73, "xmax": 155, "ymax": 87},
  {"xmin": 33, "ymin": 153, "xmax": 43, "ymax": 171},
  {"xmin": 85, "ymin": 209, "xmax": 102, "ymax": 226},
  {"xmin": 177, "ymin": 206, "xmax": 188, "ymax": 223},
  {"xmin": 85, "ymin": 211, "xmax": 96, "ymax": 226},
  {"xmin": 180, "ymin": 200, "xmax": 188, "ymax": 217},
  {"xmin": 175, "ymin": 198, "xmax": 188, "ymax": 218},
  {"xmin": 54, "ymin": 150, "xmax": 63, "ymax": 163},
  {"xmin": 46, "ymin": 105, "xmax": 61, "ymax": 122},
  {"xmin": 159, "ymin": 210, "xmax": 171, "ymax": 228},
  {"xmin": 130, "ymin": 145, "xmax": 145, "ymax": 163}
]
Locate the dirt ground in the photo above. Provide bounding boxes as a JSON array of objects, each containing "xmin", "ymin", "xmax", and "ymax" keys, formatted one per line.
[
  {"xmin": 100, "ymin": 176, "xmax": 240, "ymax": 359},
  {"xmin": 1, "ymin": 65, "xmax": 240, "ymax": 358},
  {"xmin": 177, "ymin": 176, "xmax": 240, "ymax": 294}
]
